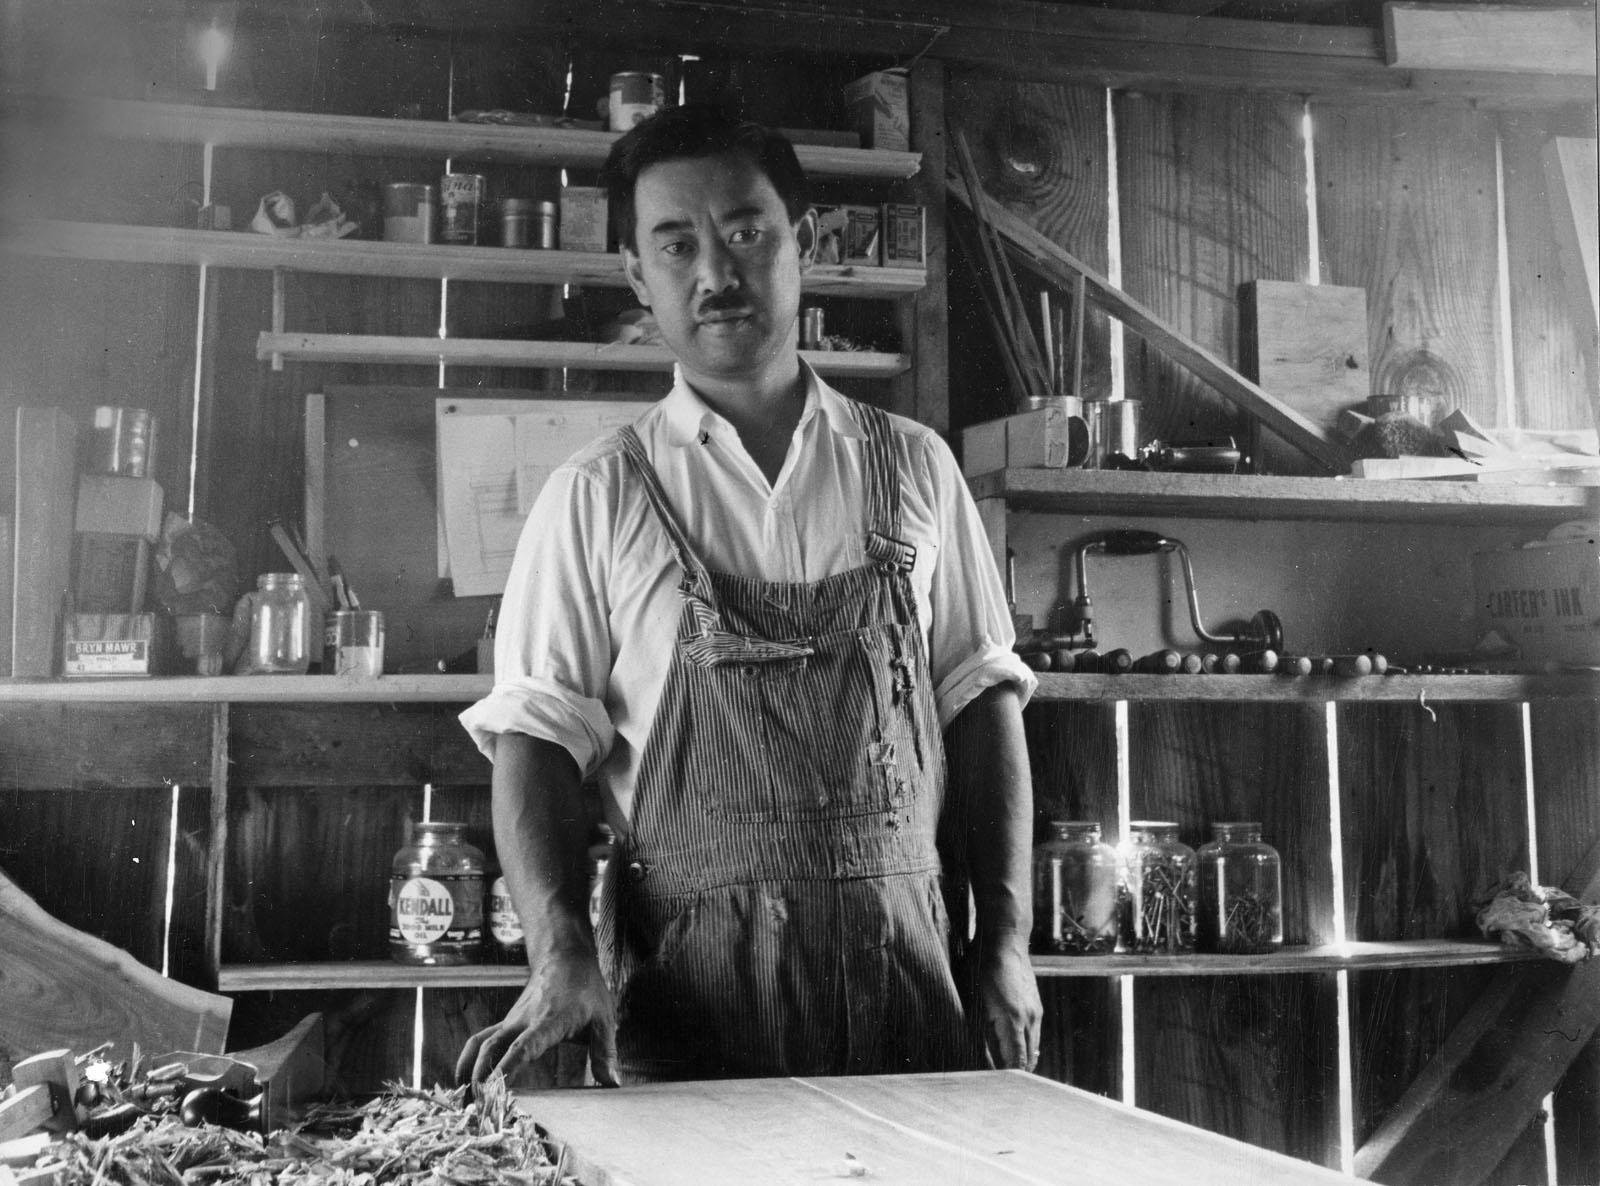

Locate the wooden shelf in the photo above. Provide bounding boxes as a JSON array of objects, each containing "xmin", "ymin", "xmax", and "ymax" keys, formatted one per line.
[
  {"xmin": 1035, "ymin": 939, "xmax": 1542, "ymax": 977},
  {"xmin": 3, "ymin": 671, "xmax": 1594, "ymax": 705},
  {"xmin": 22, "ymin": 97, "xmax": 922, "ymax": 181},
  {"xmin": 0, "ymin": 673, "xmax": 492, "ymax": 703},
  {"xmin": 967, "ymin": 466, "xmax": 1598, "ymax": 525},
  {"xmin": 219, "ymin": 939, "xmax": 1541, "ymax": 991},
  {"xmin": 1028, "ymin": 672, "xmax": 1600, "ymax": 703},
  {"xmin": 0, "ymin": 220, "xmax": 926, "ymax": 298},
  {"xmin": 257, "ymin": 332, "xmax": 910, "ymax": 377}
]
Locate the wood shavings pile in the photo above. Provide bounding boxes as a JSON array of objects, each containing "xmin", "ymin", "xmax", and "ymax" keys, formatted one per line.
[
  {"xmin": 1476, "ymin": 872, "xmax": 1600, "ymax": 964},
  {"xmin": 14, "ymin": 1076, "xmax": 576, "ymax": 1186}
]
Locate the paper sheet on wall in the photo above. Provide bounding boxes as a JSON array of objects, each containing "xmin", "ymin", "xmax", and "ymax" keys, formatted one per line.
[{"xmin": 435, "ymin": 399, "xmax": 652, "ymax": 597}]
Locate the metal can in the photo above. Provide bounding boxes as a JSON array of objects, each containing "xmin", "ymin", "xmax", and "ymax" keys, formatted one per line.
[
  {"xmin": 500, "ymin": 198, "xmax": 535, "ymax": 248},
  {"xmin": 438, "ymin": 173, "xmax": 486, "ymax": 245},
  {"xmin": 382, "ymin": 182, "xmax": 435, "ymax": 244},
  {"xmin": 389, "ymin": 820, "xmax": 485, "ymax": 966},
  {"xmin": 609, "ymin": 72, "xmax": 665, "ymax": 131},
  {"xmin": 801, "ymin": 306, "xmax": 825, "ymax": 350},
  {"xmin": 535, "ymin": 200, "xmax": 558, "ymax": 249},
  {"xmin": 86, "ymin": 406, "xmax": 157, "ymax": 478}
]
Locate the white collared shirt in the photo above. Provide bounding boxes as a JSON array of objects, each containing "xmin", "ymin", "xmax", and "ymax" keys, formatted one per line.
[{"xmin": 459, "ymin": 364, "xmax": 1035, "ymax": 820}]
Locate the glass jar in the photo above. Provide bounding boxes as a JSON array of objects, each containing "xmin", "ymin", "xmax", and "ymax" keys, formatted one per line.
[
  {"xmin": 485, "ymin": 868, "xmax": 526, "ymax": 963},
  {"xmin": 1031, "ymin": 820, "xmax": 1119, "ymax": 954},
  {"xmin": 250, "ymin": 572, "xmax": 312, "ymax": 674},
  {"xmin": 388, "ymin": 821, "xmax": 485, "ymax": 965},
  {"xmin": 1120, "ymin": 820, "xmax": 1197, "ymax": 954},
  {"xmin": 587, "ymin": 824, "xmax": 614, "ymax": 930},
  {"xmin": 1197, "ymin": 821, "xmax": 1284, "ymax": 954}
]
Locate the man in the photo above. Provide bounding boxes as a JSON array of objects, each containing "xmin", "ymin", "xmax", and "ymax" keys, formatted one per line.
[{"xmin": 456, "ymin": 104, "xmax": 1040, "ymax": 1087}]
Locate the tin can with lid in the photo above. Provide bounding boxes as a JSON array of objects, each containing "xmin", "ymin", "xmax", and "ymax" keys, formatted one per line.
[
  {"xmin": 389, "ymin": 820, "xmax": 485, "ymax": 965},
  {"xmin": 500, "ymin": 198, "xmax": 536, "ymax": 248},
  {"xmin": 86, "ymin": 406, "xmax": 157, "ymax": 477},
  {"xmin": 534, "ymin": 200, "xmax": 558, "ymax": 249},
  {"xmin": 438, "ymin": 173, "xmax": 486, "ymax": 245},
  {"xmin": 383, "ymin": 182, "xmax": 435, "ymax": 244},
  {"xmin": 609, "ymin": 72, "xmax": 665, "ymax": 131}
]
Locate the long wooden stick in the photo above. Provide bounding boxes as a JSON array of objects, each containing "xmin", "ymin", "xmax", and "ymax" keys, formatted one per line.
[{"xmin": 949, "ymin": 216, "xmax": 1030, "ymax": 402}]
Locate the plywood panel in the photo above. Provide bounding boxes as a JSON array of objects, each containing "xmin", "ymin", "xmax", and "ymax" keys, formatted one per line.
[
  {"xmin": 1531, "ymin": 697, "xmax": 1600, "ymax": 1185},
  {"xmin": 224, "ymin": 784, "xmax": 422, "ymax": 964},
  {"xmin": 1499, "ymin": 114, "xmax": 1597, "ymax": 434},
  {"xmin": 1314, "ymin": 102, "xmax": 1502, "ymax": 427},
  {"xmin": 231, "ymin": 703, "xmax": 489, "ymax": 788},
  {"xmin": 1114, "ymin": 92, "xmax": 1311, "ymax": 472},
  {"xmin": 1135, "ymin": 973, "xmax": 1340, "ymax": 1165},
  {"xmin": 1127, "ymin": 702, "xmax": 1337, "ymax": 1163},
  {"xmin": 945, "ymin": 72, "xmax": 1111, "ymax": 429},
  {"xmin": 0, "ymin": 703, "xmax": 211, "ymax": 789},
  {"xmin": 0, "ymin": 787, "xmax": 175, "ymax": 972}
]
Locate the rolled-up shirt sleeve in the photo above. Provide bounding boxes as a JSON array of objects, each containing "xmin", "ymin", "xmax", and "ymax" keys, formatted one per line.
[
  {"xmin": 459, "ymin": 460, "xmax": 617, "ymax": 775},
  {"xmin": 918, "ymin": 432, "xmax": 1037, "ymax": 726}
]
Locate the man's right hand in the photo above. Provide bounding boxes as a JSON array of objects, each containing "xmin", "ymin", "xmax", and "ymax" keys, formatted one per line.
[{"xmin": 455, "ymin": 947, "xmax": 621, "ymax": 1088}]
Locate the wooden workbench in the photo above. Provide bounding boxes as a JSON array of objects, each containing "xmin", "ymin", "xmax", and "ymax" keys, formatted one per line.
[{"xmin": 518, "ymin": 1070, "xmax": 1372, "ymax": 1185}]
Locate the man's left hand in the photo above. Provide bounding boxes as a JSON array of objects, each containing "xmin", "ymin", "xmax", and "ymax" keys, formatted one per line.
[{"xmin": 977, "ymin": 933, "xmax": 1043, "ymax": 1072}]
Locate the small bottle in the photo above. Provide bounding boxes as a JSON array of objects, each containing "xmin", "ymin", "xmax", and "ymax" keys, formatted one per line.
[
  {"xmin": 485, "ymin": 866, "xmax": 526, "ymax": 963},
  {"xmin": 1031, "ymin": 821, "xmax": 1119, "ymax": 954},
  {"xmin": 534, "ymin": 200, "xmax": 558, "ymax": 249},
  {"xmin": 389, "ymin": 821, "xmax": 485, "ymax": 966},
  {"xmin": 1120, "ymin": 820, "xmax": 1197, "ymax": 954},
  {"xmin": 1197, "ymin": 822, "xmax": 1284, "ymax": 954},
  {"xmin": 249, "ymin": 572, "xmax": 312, "ymax": 674}
]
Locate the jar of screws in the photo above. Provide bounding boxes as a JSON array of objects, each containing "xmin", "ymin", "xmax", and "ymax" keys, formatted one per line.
[
  {"xmin": 1120, "ymin": 821, "xmax": 1197, "ymax": 954},
  {"xmin": 1196, "ymin": 821, "xmax": 1283, "ymax": 954},
  {"xmin": 1031, "ymin": 820, "xmax": 1120, "ymax": 955}
]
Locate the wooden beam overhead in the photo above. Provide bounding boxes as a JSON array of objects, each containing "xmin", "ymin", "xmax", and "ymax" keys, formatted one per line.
[{"xmin": 1384, "ymin": 2, "xmax": 1598, "ymax": 76}]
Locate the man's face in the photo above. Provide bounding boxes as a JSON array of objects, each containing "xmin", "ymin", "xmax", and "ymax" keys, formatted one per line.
[{"xmin": 621, "ymin": 151, "xmax": 815, "ymax": 390}]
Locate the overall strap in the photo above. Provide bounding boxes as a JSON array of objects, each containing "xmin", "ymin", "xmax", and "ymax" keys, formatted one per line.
[
  {"xmin": 618, "ymin": 425, "xmax": 722, "ymax": 633},
  {"xmin": 852, "ymin": 401, "xmax": 916, "ymax": 573}
]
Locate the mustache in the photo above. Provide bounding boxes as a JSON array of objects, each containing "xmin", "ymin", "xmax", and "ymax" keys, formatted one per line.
[{"xmin": 695, "ymin": 295, "xmax": 752, "ymax": 318}]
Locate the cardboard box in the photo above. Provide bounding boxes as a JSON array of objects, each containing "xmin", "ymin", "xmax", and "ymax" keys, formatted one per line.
[
  {"xmin": 13, "ymin": 407, "xmax": 77, "ymax": 677},
  {"xmin": 75, "ymin": 474, "xmax": 163, "ymax": 540},
  {"xmin": 844, "ymin": 69, "xmax": 910, "ymax": 151},
  {"xmin": 63, "ymin": 612, "xmax": 170, "ymax": 677},
  {"xmin": 559, "ymin": 186, "xmax": 609, "ymax": 253},
  {"xmin": 882, "ymin": 204, "xmax": 925, "ymax": 269},
  {"xmin": 1473, "ymin": 536, "xmax": 1600, "ymax": 663},
  {"xmin": 961, "ymin": 406, "xmax": 1085, "ymax": 476},
  {"xmin": 842, "ymin": 205, "xmax": 881, "ymax": 266}
]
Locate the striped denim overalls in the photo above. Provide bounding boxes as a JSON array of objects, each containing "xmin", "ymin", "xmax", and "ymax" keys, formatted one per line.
[{"xmin": 595, "ymin": 399, "xmax": 974, "ymax": 1082}]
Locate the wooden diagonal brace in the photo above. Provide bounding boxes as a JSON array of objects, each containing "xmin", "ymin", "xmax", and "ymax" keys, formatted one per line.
[
  {"xmin": 1354, "ymin": 838, "xmax": 1600, "ymax": 1185},
  {"xmin": 945, "ymin": 173, "xmax": 1352, "ymax": 474}
]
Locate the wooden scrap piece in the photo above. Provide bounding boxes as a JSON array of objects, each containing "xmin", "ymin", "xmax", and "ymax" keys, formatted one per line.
[{"xmin": 1383, "ymin": 2, "xmax": 1597, "ymax": 76}]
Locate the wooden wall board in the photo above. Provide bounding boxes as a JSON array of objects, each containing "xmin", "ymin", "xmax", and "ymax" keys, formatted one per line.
[
  {"xmin": 168, "ymin": 783, "xmax": 216, "ymax": 989},
  {"xmin": 1134, "ymin": 973, "xmax": 1341, "ymax": 1166},
  {"xmin": 1531, "ymin": 697, "xmax": 1600, "ymax": 1185},
  {"xmin": 1113, "ymin": 91, "xmax": 1311, "ymax": 473},
  {"xmin": 1337, "ymin": 703, "xmax": 1529, "ymax": 943},
  {"xmin": 224, "ymin": 784, "xmax": 423, "ymax": 964},
  {"xmin": 230, "ymin": 704, "xmax": 489, "ymax": 788},
  {"xmin": 0, "ymin": 787, "xmax": 176, "ymax": 973},
  {"xmin": 0, "ymin": 702, "xmax": 210, "ymax": 789},
  {"xmin": 1313, "ymin": 101, "xmax": 1503, "ymax": 429},
  {"xmin": 1489, "ymin": 1120, "xmax": 1553, "ymax": 1186},
  {"xmin": 1498, "ymin": 113, "xmax": 1598, "ymax": 434},
  {"xmin": 1128, "ymin": 702, "xmax": 1334, "ymax": 946},
  {"xmin": 944, "ymin": 72, "xmax": 1111, "ymax": 430}
]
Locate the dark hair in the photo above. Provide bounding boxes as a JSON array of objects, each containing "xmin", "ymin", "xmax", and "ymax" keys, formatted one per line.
[{"xmin": 600, "ymin": 103, "xmax": 810, "ymax": 253}]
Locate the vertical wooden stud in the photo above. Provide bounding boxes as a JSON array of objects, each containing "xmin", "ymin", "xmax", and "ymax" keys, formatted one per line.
[
  {"xmin": 896, "ymin": 58, "xmax": 948, "ymax": 434},
  {"xmin": 205, "ymin": 701, "xmax": 229, "ymax": 988}
]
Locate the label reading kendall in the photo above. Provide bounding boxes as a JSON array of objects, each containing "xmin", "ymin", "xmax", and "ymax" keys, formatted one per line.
[{"xmin": 389, "ymin": 874, "xmax": 482, "ymax": 945}]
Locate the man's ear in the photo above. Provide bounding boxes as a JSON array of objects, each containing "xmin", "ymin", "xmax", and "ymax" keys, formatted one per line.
[
  {"xmin": 794, "ymin": 207, "xmax": 819, "ymax": 272},
  {"xmin": 621, "ymin": 247, "xmax": 652, "ymax": 308}
]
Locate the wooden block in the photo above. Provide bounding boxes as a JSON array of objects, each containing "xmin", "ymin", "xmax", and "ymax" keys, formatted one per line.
[
  {"xmin": 11, "ymin": 409, "xmax": 77, "ymax": 677},
  {"xmin": 1384, "ymin": 2, "xmax": 1598, "ymax": 76},
  {"xmin": 73, "ymin": 475, "xmax": 163, "ymax": 540},
  {"xmin": 0, "ymin": 1089, "xmax": 54, "ymax": 1143},
  {"xmin": 961, "ymin": 419, "xmax": 1008, "ymax": 477},
  {"xmin": 1240, "ymin": 281, "xmax": 1370, "ymax": 438},
  {"xmin": 10, "ymin": 1053, "xmax": 76, "ymax": 1135}
]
